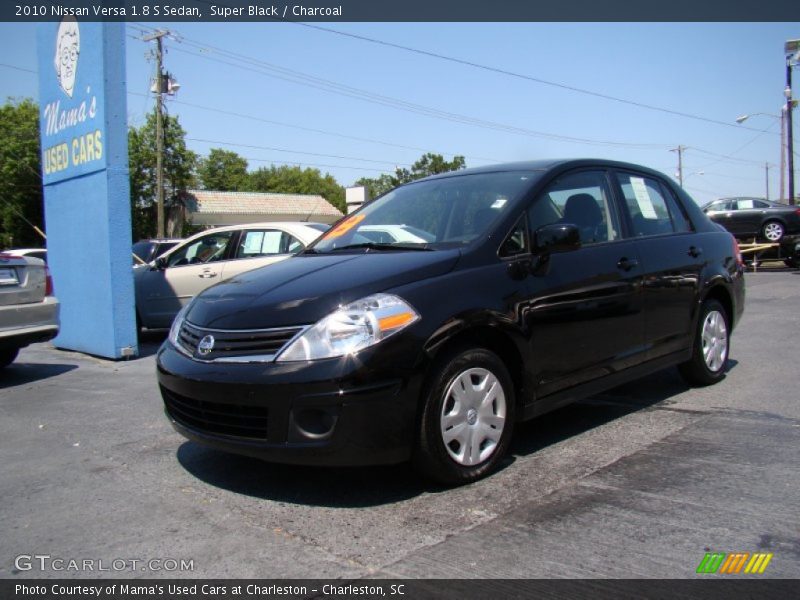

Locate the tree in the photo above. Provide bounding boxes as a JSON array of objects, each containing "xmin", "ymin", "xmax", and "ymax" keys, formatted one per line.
[
  {"xmin": 356, "ymin": 153, "xmax": 466, "ymax": 200},
  {"xmin": 0, "ymin": 98, "xmax": 44, "ymax": 248},
  {"xmin": 246, "ymin": 165, "xmax": 345, "ymax": 214},
  {"xmin": 128, "ymin": 112, "xmax": 197, "ymax": 239},
  {"xmin": 198, "ymin": 148, "xmax": 248, "ymax": 191}
]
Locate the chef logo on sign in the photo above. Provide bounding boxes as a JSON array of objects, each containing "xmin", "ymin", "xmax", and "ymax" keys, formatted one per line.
[{"xmin": 54, "ymin": 17, "xmax": 80, "ymax": 98}]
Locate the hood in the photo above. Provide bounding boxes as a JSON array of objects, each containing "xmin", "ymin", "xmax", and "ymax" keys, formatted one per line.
[{"xmin": 186, "ymin": 249, "xmax": 461, "ymax": 329}]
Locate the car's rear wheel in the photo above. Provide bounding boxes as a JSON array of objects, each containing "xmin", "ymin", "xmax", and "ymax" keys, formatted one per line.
[
  {"xmin": 0, "ymin": 348, "xmax": 20, "ymax": 369},
  {"xmin": 762, "ymin": 220, "xmax": 785, "ymax": 242},
  {"xmin": 679, "ymin": 299, "xmax": 729, "ymax": 386},
  {"xmin": 414, "ymin": 347, "xmax": 515, "ymax": 485}
]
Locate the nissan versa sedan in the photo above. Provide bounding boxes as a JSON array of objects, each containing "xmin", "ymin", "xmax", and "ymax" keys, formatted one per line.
[
  {"xmin": 135, "ymin": 221, "xmax": 329, "ymax": 329},
  {"xmin": 157, "ymin": 160, "xmax": 745, "ymax": 484}
]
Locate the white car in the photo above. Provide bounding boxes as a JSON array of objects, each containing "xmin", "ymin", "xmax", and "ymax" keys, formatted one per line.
[
  {"xmin": 3, "ymin": 248, "xmax": 48, "ymax": 263},
  {"xmin": 0, "ymin": 253, "xmax": 59, "ymax": 368},
  {"xmin": 134, "ymin": 222, "xmax": 329, "ymax": 329},
  {"xmin": 357, "ymin": 224, "xmax": 435, "ymax": 244}
]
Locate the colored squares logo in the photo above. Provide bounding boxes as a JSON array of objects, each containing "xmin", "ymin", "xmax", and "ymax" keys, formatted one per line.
[{"xmin": 696, "ymin": 552, "xmax": 773, "ymax": 574}]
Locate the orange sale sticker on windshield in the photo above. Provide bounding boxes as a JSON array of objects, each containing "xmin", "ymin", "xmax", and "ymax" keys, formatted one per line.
[{"xmin": 323, "ymin": 214, "xmax": 365, "ymax": 240}]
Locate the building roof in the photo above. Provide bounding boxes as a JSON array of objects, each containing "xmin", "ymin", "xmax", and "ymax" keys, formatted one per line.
[{"xmin": 184, "ymin": 190, "xmax": 342, "ymax": 218}]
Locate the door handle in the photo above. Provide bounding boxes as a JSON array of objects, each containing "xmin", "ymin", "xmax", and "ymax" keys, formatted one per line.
[
  {"xmin": 688, "ymin": 246, "xmax": 703, "ymax": 258},
  {"xmin": 198, "ymin": 271, "xmax": 218, "ymax": 279},
  {"xmin": 617, "ymin": 257, "xmax": 639, "ymax": 271}
]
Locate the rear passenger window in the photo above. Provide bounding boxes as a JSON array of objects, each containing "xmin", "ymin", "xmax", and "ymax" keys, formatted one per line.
[{"xmin": 616, "ymin": 173, "xmax": 688, "ymax": 236}]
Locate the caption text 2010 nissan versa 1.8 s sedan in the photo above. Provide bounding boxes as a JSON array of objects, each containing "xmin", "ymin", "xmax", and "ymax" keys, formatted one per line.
[{"xmin": 157, "ymin": 159, "xmax": 745, "ymax": 485}]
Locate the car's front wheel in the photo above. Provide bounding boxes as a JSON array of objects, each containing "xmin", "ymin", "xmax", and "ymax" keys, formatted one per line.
[
  {"xmin": 679, "ymin": 299, "xmax": 729, "ymax": 386},
  {"xmin": 414, "ymin": 347, "xmax": 515, "ymax": 485},
  {"xmin": 0, "ymin": 347, "xmax": 20, "ymax": 369},
  {"xmin": 762, "ymin": 220, "xmax": 785, "ymax": 242}
]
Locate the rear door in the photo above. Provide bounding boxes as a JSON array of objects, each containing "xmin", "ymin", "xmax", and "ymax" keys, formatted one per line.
[
  {"xmin": 221, "ymin": 227, "xmax": 305, "ymax": 280},
  {"xmin": 612, "ymin": 170, "xmax": 703, "ymax": 360},
  {"xmin": 523, "ymin": 169, "xmax": 646, "ymax": 397},
  {"xmin": 732, "ymin": 198, "xmax": 765, "ymax": 236}
]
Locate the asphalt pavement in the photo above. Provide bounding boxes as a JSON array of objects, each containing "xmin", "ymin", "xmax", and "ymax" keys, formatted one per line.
[{"xmin": 1, "ymin": 270, "xmax": 798, "ymax": 580}]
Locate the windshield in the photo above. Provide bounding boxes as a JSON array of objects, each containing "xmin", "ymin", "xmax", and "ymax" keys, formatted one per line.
[{"xmin": 312, "ymin": 171, "xmax": 536, "ymax": 253}]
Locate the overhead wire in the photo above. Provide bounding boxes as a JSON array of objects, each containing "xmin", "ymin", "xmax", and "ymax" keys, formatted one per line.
[
  {"xmin": 129, "ymin": 23, "xmax": 670, "ymax": 150},
  {"xmin": 291, "ymin": 22, "xmax": 781, "ymax": 136}
]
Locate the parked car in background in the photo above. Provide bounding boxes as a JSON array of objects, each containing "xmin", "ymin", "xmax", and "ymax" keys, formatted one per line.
[
  {"xmin": 157, "ymin": 159, "xmax": 745, "ymax": 485},
  {"xmin": 3, "ymin": 248, "xmax": 47, "ymax": 263},
  {"xmin": 702, "ymin": 197, "xmax": 800, "ymax": 242},
  {"xmin": 0, "ymin": 253, "xmax": 59, "ymax": 368},
  {"xmin": 135, "ymin": 221, "xmax": 329, "ymax": 329},
  {"xmin": 132, "ymin": 239, "xmax": 182, "ymax": 266}
]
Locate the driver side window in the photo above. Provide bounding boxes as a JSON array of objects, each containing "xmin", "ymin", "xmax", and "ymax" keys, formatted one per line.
[
  {"xmin": 529, "ymin": 171, "xmax": 619, "ymax": 245},
  {"xmin": 167, "ymin": 232, "xmax": 234, "ymax": 267}
]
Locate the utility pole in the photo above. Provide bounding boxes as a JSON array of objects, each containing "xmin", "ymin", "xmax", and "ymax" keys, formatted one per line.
[
  {"xmin": 786, "ymin": 39, "xmax": 799, "ymax": 205},
  {"xmin": 765, "ymin": 162, "xmax": 770, "ymax": 200},
  {"xmin": 780, "ymin": 108, "xmax": 786, "ymax": 201},
  {"xmin": 670, "ymin": 145, "xmax": 686, "ymax": 187},
  {"xmin": 144, "ymin": 30, "xmax": 169, "ymax": 237}
]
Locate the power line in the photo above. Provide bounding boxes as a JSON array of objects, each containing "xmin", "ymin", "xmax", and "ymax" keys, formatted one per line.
[
  {"xmin": 129, "ymin": 24, "xmax": 669, "ymax": 150},
  {"xmin": 186, "ymin": 137, "xmax": 411, "ymax": 167},
  {"xmin": 240, "ymin": 156, "xmax": 387, "ymax": 172},
  {"xmin": 292, "ymin": 22, "xmax": 779, "ymax": 136},
  {"xmin": 0, "ymin": 62, "xmax": 36, "ymax": 74},
  {"xmin": 127, "ymin": 91, "xmax": 495, "ymax": 163}
]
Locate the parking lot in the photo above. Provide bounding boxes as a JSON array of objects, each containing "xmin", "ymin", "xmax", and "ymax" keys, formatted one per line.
[{"xmin": 1, "ymin": 270, "xmax": 799, "ymax": 580}]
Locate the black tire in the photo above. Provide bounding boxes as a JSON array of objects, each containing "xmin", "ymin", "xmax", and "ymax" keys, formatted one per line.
[
  {"xmin": 413, "ymin": 346, "xmax": 515, "ymax": 485},
  {"xmin": 784, "ymin": 258, "xmax": 799, "ymax": 269},
  {"xmin": 678, "ymin": 299, "xmax": 729, "ymax": 386},
  {"xmin": 761, "ymin": 220, "xmax": 785, "ymax": 242},
  {"xmin": 0, "ymin": 347, "xmax": 19, "ymax": 369}
]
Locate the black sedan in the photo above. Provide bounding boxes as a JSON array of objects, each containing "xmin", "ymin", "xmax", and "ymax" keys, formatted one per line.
[
  {"xmin": 157, "ymin": 159, "xmax": 745, "ymax": 485},
  {"xmin": 703, "ymin": 197, "xmax": 800, "ymax": 242}
]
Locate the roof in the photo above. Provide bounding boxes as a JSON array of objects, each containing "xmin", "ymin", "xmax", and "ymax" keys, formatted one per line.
[{"xmin": 184, "ymin": 190, "xmax": 342, "ymax": 218}]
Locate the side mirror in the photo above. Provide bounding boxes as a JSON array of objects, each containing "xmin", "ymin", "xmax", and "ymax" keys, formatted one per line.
[
  {"xmin": 154, "ymin": 256, "xmax": 168, "ymax": 270},
  {"xmin": 533, "ymin": 223, "xmax": 581, "ymax": 254}
]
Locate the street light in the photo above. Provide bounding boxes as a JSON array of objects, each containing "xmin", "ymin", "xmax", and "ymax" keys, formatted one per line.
[{"xmin": 735, "ymin": 110, "xmax": 786, "ymax": 201}]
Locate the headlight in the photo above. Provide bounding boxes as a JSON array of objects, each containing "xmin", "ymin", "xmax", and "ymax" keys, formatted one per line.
[
  {"xmin": 276, "ymin": 293, "xmax": 420, "ymax": 362},
  {"xmin": 168, "ymin": 303, "xmax": 191, "ymax": 349}
]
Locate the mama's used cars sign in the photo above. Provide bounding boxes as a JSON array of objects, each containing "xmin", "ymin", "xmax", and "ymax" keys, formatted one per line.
[{"xmin": 37, "ymin": 17, "xmax": 106, "ymax": 184}]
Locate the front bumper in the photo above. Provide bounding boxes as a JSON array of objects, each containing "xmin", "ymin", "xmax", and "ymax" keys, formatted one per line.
[
  {"xmin": 0, "ymin": 296, "xmax": 59, "ymax": 350},
  {"xmin": 156, "ymin": 340, "xmax": 425, "ymax": 466}
]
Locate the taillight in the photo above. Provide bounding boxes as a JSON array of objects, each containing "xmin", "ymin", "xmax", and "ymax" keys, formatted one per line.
[
  {"xmin": 731, "ymin": 236, "xmax": 743, "ymax": 267},
  {"xmin": 795, "ymin": 208, "xmax": 800, "ymax": 216},
  {"xmin": 45, "ymin": 266, "xmax": 54, "ymax": 296}
]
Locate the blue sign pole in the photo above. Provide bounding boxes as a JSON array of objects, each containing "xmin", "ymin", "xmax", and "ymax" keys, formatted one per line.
[{"xmin": 37, "ymin": 19, "xmax": 138, "ymax": 359}]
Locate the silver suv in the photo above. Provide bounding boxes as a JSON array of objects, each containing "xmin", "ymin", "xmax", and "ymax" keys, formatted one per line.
[{"xmin": 0, "ymin": 253, "xmax": 60, "ymax": 368}]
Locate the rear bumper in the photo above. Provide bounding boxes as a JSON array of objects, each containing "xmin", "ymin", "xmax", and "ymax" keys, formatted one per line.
[
  {"xmin": 156, "ymin": 340, "xmax": 424, "ymax": 466},
  {"xmin": 0, "ymin": 296, "xmax": 59, "ymax": 350}
]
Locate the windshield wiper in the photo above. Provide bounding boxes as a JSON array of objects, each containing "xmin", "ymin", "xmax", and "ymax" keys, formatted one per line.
[{"xmin": 328, "ymin": 242, "xmax": 432, "ymax": 252}]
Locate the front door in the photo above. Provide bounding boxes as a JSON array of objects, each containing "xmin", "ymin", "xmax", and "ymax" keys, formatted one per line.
[
  {"xmin": 137, "ymin": 231, "xmax": 234, "ymax": 328},
  {"xmin": 523, "ymin": 170, "xmax": 646, "ymax": 397}
]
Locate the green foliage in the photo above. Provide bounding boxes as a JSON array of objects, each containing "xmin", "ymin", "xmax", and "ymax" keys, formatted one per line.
[
  {"xmin": 246, "ymin": 165, "xmax": 345, "ymax": 214},
  {"xmin": 0, "ymin": 98, "xmax": 44, "ymax": 248},
  {"xmin": 198, "ymin": 148, "xmax": 248, "ymax": 191},
  {"xmin": 128, "ymin": 112, "xmax": 197, "ymax": 239},
  {"xmin": 356, "ymin": 153, "xmax": 466, "ymax": 200}
]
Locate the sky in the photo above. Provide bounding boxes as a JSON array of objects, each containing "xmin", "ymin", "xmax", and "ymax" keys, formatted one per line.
[{"xmin": 1, "ymin": 21, "xmax": 799, "ymax": 206}]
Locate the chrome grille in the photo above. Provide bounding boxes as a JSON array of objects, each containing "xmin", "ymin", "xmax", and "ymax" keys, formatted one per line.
[{"xmin": 177, "ymin": 321, "xmax": 305, "ymax": 362}]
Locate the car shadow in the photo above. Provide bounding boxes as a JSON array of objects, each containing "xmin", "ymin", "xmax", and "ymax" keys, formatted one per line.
[
  {"xmin": 0, "ymin": 362, "xmax": 78, "ymax": 389},
  {"xmin": 176, "ymin": 441, "xmax": 431, "ymax": 507},
  {"xmin": 176, "ymin": 363, "xmax": 737, "ymax": 507}
]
